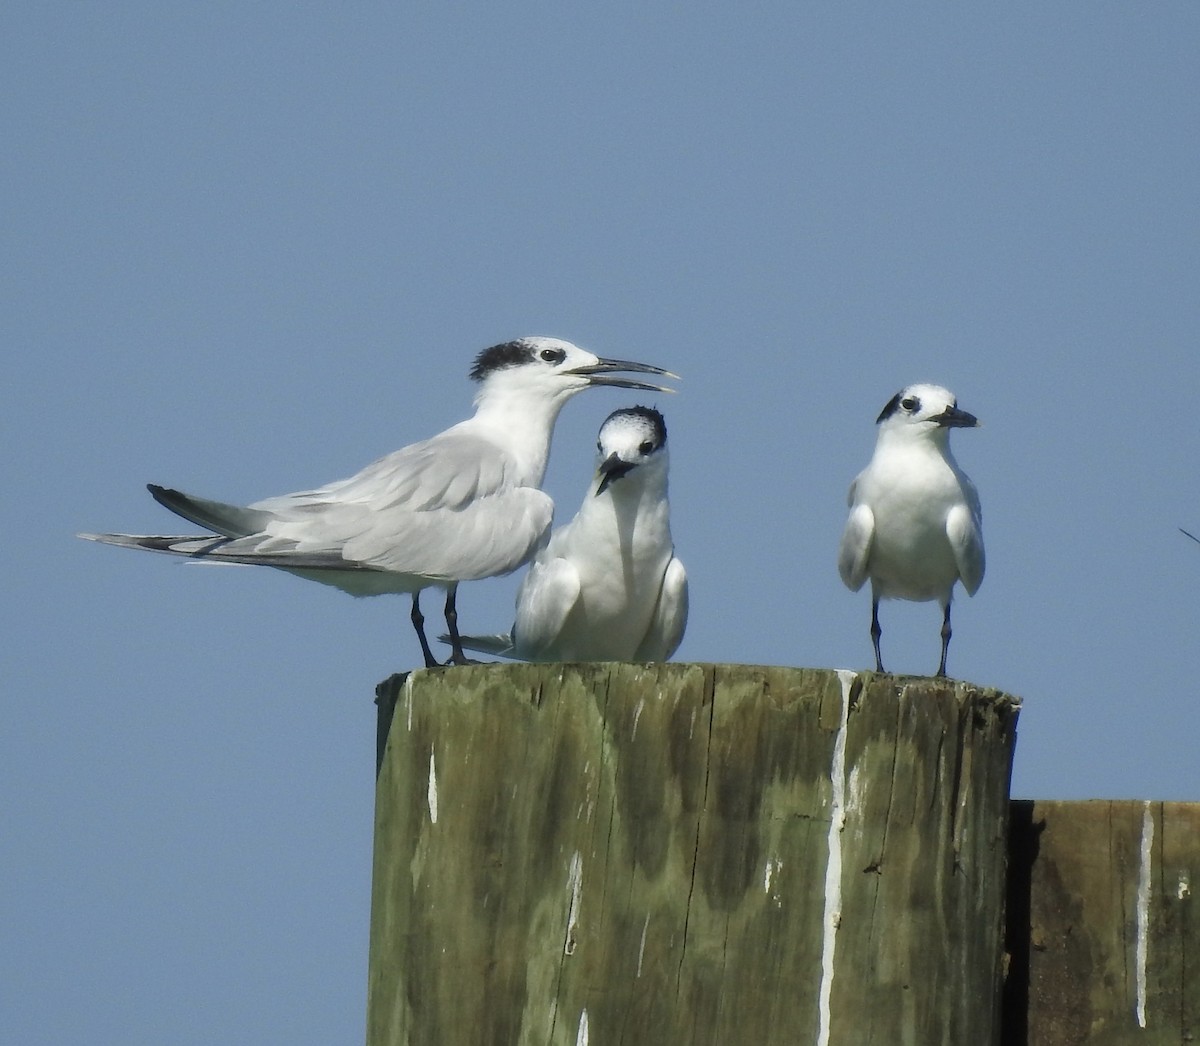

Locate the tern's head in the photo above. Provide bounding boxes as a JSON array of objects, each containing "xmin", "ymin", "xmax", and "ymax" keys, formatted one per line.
[
  {"xmin": 594, "ymin": 405, "xmax": 669, "ymax": 496},
  {"xmin": 875, "ymin": 384, "xmax": 978, "ymax": 443},
  {"xmin": 469, "ymin": 338, "xmax": 677, "ymax": 408}
]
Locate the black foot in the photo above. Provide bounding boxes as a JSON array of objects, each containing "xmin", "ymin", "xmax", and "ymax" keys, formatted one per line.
[{"xmin": 443, "ymin": 653, "xmax": 484, "ymax": 667}]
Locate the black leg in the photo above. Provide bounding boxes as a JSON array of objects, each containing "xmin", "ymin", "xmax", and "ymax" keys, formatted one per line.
[
  {"xmin": 442, "ymin": 583, "xmax": 472, "ymax": 666},
  {"xmin": 937, "ymin": 601, "xmax": 952, "ymax": 677},
  {"xmin": 410, "ymin": 592, "xmax": 439, "ymax": 668},
  {"xmin": 870, "ymin": 596, "xmax": 884, "ymax": 672}
]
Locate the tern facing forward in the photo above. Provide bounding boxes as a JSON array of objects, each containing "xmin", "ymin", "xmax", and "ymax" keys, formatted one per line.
[
  {"xmin": 80, "ymin": 338, "xmax": 677, "ymax": 668},
  {"xmin": 449, "ymin": 406, "xmax": 687, "ymax": 662},
  {"xmin": 838, "ymin": 383, "xmax": 984, "ymax": 677}
]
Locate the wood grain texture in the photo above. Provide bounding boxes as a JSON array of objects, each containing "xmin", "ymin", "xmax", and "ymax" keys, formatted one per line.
[
  {"xmin": 1005, "ymin": 800, "xmax": 1200, "ymax": 1046},
  {"xmin": 368, "ymin": 664, "xmax": 1019, "ymax": 1046}
]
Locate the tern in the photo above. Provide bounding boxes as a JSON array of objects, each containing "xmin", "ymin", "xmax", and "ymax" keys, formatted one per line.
[
  {"xmin": 80, "ymin": 338, "xmax": 677, "ymax": 668},
  {"xmin": 448, "ymin": 405, "xmax": 687, "ymax": 662},
  {"xmin": 838, "ymin": 383, "xmax": 984, "ymax": 677}
]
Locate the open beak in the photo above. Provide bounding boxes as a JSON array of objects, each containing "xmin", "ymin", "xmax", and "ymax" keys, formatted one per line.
[
  {"xmin": 596, "ymin": 452, "xmax": 637, "ymax": 495},
  {"xmin": 568, "ymin": 357, "xmax": 679, "ymax": 393},
  {"xmin": 931, "ymin": 405, "xmax": 979, "ymax": 428}
]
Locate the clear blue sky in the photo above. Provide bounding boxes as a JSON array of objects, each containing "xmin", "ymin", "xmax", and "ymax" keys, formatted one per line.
[{"xmin": 5, "ymin": 4, "xmax": 1198, "ymax": 1042}]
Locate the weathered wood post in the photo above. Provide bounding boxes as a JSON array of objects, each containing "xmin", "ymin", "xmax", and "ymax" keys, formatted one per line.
[
  {"xmin": 367, "ymin": 663, "xmax": 1020, "ymax": 1045},
  {"xmin": 1004, "ymin": 800, "xmax": 1200, "ymax": 1044}
]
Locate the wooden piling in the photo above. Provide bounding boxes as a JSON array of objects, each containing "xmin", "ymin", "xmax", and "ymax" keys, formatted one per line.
[
  {"xmin": 1004, "ymin": 800, "xmax": 1200, "ymax": 1045},
  {"xmin": 366, "ymin": 664, "xmax": 1019, "ymax": 1045}
]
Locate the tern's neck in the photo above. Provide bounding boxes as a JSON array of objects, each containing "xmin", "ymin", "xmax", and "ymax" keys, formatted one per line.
[
  {"xmin": 470, "ymin": 386, "xmax": 571, "ymax": 486},
  {"xmin": 582, "ymin": 463, "xmax": 670, "ymax": 525},
  {"xmin": 876, "ymin": 427, "xmax": 952, "ymax": 460}
]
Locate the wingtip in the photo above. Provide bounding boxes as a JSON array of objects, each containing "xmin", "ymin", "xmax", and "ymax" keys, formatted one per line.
[{"xmin": 438, "ymin": 631, "xmax": 514, "ymax": 657}]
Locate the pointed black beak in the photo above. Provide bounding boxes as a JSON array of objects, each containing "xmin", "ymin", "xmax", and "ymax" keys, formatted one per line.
[
  {"xmin": 567, "ymin": 357, "xmax": 679, "ymax": 393},
  {"xmin": 595, "ymin": 452, "xmax": 637, "ymax": 495},
  {"xmin": 931, "ymin": 405, "xmax": 979, "ymax": 428}
]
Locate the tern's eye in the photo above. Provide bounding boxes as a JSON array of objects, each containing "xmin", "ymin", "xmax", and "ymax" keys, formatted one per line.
[
  {"xmin": 540, "ymin": 347, "xmax": 566, "ymax": 364},
  {"xmin": 639, "ymin": 440, "xmax": 654, "ymax": 454},
  {"xmin": 900, "ymin": 396, "xmax": 919, "ymax": 412}
]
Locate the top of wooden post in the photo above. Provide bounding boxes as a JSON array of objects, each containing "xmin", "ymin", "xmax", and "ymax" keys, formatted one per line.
[{"xmin": 369, "ymin": 664, "xmax": 1020, "ymax": 1046}]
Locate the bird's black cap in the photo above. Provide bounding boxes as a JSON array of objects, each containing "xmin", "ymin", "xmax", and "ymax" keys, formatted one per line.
[
  {"xmin": 469, "ymin": 340, "xmax": 535, "ymax": 382},
  {"xmin": 605, "ymin": 405, "xmax": 667, "ymax": 446}
]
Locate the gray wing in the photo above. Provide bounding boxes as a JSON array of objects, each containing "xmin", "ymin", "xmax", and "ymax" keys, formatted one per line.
[
  {"xmin": 440, "ymin": 631, "xmax": 516, "ymax": 658},
  {"xmin": 838, "ymin": 490, "xmax": 874, "ymax": 592},
  {"xmin": 946, "ymin": 475, "xmax": 985, "ymax": 595},
  {"xmin": 246, "ymin": 427, "xmax": 553, "ymax": 580},
  {"xmin": 89, "ymin": 429, "xmax": 554, "ymax": 583},
  {"xmin": 148, "ymin": 485, "xmax": 271, "ymax": 537},
  {"xmin": 510, "ymin": 557, "xmax": 583, "ymax": 659},
  {"xmin": 77, "ymin": 530, "xmax": 377, "ymax": 571},
  {"xmin": 634, "ymin": 555, "xmax": 688, "ymax": 661}
]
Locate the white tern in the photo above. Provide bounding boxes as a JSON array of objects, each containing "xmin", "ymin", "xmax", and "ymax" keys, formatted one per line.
[
  {"xmin": 449, "ymin": 405, "xmax": 687, "ymax": 662},
  {"xmin": 838, "ymin": 383, "xmax": 984, "ymax": 677}
]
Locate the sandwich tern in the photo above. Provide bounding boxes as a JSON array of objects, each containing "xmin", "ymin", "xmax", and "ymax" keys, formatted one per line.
[
  {"xmin": 448, "ymin": 405, "xmax": 687, "ymax": 662},
  {"xmin": 838, "ymin": 383, "xmax": 984, "ymax": 677},
  {"xmin": 80, "ymin": 338, "xmax": 677, "ymax": 668}
]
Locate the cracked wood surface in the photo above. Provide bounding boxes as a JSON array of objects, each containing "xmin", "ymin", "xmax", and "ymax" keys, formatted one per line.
[{"xmin": 367, "ymin": 664, "xmax": 1018, "ymax": 1046}]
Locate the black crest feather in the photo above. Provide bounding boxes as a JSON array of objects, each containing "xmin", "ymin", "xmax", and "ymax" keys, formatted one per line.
[{"xmin": 469, "ymin": 340, "xmax": 534, "ymax": 382}]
